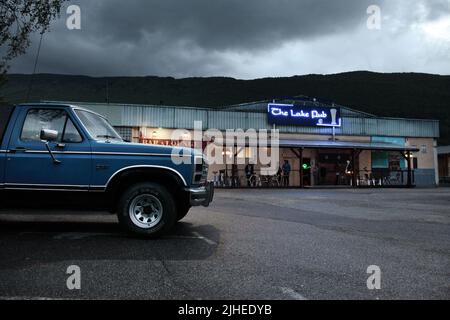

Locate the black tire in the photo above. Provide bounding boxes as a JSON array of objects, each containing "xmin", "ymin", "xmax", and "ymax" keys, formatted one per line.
[
  {"xmin": 117, "ymin": 182, "xmax": 176, "ymax": 238},
  {"xmin": 177, "ymin": 203, "xmax": 191, "ymax": 221}
]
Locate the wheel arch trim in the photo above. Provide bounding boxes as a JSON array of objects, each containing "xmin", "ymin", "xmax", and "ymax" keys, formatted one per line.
[{"xmin": 105, "ymin": 165, "xmax": 188, "ymax": 189}]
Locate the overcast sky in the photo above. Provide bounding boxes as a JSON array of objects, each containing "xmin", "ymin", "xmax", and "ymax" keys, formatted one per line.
[{"xmin": 7, "ymin": 0, "xmax": 450, "ymax": 79}]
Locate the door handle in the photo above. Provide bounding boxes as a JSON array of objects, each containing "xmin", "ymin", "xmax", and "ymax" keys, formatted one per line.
[{"xmin": 9, "ymin": 147, "xmax": 27, "ymax": 153}]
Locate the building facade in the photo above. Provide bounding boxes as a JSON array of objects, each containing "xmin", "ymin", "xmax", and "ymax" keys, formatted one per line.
[
  {"xmin": 437, "ymin": 146, "xmax": 450, "ymax": 184},
  {"xmin": 44, "ymin": 98, "xmax": 440, "ymax": 188}
]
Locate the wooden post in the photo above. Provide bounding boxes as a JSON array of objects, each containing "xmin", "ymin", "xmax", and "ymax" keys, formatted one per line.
[
  {"xmin": 407, "ymin": 151, "xmax": 412, "ymax": 187},
  {"xmin": 290, "ymin": 148, "xmax": 303, "ymax": 188},
  {"xmin": 352, "ymin": 149, "xmax": 357, "ymax": 188},
  {"xmin": 299, "ymin": 148, "xmax": 304, "ymax": 188}
]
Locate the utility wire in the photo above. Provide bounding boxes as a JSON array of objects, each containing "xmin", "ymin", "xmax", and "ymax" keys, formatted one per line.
[{"xmin": 26, "ymin": 31, "xmax": 44, "ymax": 102}]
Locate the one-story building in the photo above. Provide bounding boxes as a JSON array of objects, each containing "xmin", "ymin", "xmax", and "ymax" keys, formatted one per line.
[{"xmin": 43, "ymin": 98, "xmax": 440, "ymax": 188}]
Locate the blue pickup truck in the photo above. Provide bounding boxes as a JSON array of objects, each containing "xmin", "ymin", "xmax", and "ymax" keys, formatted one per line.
[{"xmin": 0, "ymin": 103, "xmax": 213, "ymax": 237}]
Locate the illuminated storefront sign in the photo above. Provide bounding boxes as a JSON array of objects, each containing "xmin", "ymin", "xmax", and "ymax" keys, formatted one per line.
[
  {"xmin": 137, "ymin": 137, "xmax": 209, "ymax": 149},
  {"xmin": 267, "ymin": 103, "xmax": 341, "ymax": 127}
]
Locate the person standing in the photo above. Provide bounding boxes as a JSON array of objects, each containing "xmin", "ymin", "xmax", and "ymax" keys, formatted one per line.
[
  {"xmin": 245, "ymin": 163, "xmax": 255, "ymax": 187},
  {"xmin": 276, "ymin": 165, "xmax": 283, "ymax": 187},
  {"xmin": 312, "ymin": 164, "xmax": 319, "ymax": 186},
  {"xmin": 335, "ymin": 163, "xmax": 341, "ymax": 185},
  {"xmin": 231, "ymin": 163, "xmax": 239, "ymax": 187},
  {"xmin": 282, "ymin": 160, "xmax": 291, "ymax": 187}
]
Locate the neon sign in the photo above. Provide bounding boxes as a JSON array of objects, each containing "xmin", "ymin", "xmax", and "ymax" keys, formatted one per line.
[{"xmin": 267, "ymin": 103, "xmax": 341, "ymax": 127}]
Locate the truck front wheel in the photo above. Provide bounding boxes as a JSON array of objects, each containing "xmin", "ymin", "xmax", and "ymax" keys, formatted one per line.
[
  {"xmin": 177, "ymin": 203, "xmax": 191, "ymax": 221},
  {"xmin": 117, "ymin": 183, "xmax": 176, "ymax": 237}
]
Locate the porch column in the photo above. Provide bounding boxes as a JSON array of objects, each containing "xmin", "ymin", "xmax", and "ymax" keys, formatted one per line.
[
  {"xmin": 299, "ymin": 148, "xmax": 304, "ymax": 188},
  {"xmin": 290, "ymin": 147, "xmax": 304, "ymax": 188},
  {"xmin": 352, "ymin": 149, "xmax": 357, "ymax": 188},
  {"xmin": 407, "ymin": 151, "xmax": 412, "ymax": 187}
]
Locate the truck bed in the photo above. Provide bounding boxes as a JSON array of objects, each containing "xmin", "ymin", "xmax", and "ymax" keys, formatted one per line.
[{"xmin": 0, "ymin": 104, "xmax": 15, "ymax": 143}]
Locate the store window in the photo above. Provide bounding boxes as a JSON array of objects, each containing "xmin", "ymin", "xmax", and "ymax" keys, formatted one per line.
[
  {"xmin": 372, "ymin": 151, "xmax": 389, "ymax": 168},
  {"xmin": 372, "ymin": 137, "xmax": 407, "ymax": 170},
  {"xmin": 115, "ymin": 126, "xmax": 132, "ymax": 141}
]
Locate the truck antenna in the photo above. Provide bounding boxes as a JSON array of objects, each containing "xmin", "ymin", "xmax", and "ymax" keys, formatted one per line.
[{"xmin": 26, "ymin": 31, "xmax": 44, "ymax": 102}]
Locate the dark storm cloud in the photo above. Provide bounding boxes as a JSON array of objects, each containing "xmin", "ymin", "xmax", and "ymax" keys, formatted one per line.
[
  {"xmin": 89, "ymin": 0, "xmax": 376, "ymax": 50},
  {"xmin": 6, "ymin": 0, "xmax": 450, "ymax": 77}
]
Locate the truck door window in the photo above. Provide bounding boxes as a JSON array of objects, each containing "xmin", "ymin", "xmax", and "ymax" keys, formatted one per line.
[
  {"xmin": 21, "ymin": 109, "xmax": 66, "ymax": 142},
  {"xmin": 62, "ymin": 117, "xmax": 83, "ymax": 143}
]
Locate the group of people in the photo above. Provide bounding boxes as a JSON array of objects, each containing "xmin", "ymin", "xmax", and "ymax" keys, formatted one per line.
[
  {"xmin": 226, "ymin": 159, "xmax": 355, "ymax": 187},
  {"xmin": 245, "ymin": 160, "xmax": 292, "ymax": 187}
]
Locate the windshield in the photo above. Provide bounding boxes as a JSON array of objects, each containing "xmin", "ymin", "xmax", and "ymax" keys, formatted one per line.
[{"xmin": 75, "ymin": 109, "xmax": 123, "ymax": 141}]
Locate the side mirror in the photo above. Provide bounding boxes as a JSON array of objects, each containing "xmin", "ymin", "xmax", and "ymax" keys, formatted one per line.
[
  {"xmin": 40, "ymin": 129, "xmax": 61, "ymax": 164},
  {"xmin": 40, "ymin": 129, "xmax": 58, "ymax": 142}
]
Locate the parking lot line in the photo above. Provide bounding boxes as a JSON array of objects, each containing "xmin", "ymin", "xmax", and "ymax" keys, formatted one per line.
[
  {"xmin": 191, "ymin": 231, "xmax": 217, "ymax": 245},
  {"xmin": 16, "ymin": 231, "xmax": 218, "ymax": 245},
  {"xmin": 280, "ymin": 287, "xmax": 308, "ymax": 300}
]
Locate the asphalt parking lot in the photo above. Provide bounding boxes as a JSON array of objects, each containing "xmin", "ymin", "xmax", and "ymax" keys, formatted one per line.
[{"xmin": 0, "ymin": 188, "xmax": 449, "ymax": 300}]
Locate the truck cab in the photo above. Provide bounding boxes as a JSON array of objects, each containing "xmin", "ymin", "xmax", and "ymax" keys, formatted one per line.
[{"xmin": 0, "ymin": 103, "xmax": 214, "ymax": 237}]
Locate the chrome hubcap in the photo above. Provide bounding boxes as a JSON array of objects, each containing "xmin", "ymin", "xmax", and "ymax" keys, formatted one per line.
[{"xmin": 129, "ymin": 194, "xmax": 163, "ymax": 229}]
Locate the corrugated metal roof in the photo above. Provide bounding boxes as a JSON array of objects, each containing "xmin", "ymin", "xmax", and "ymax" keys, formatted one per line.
[
  {"xmin": 41, "ymin": 100, "xmax": 440, "ymax": 138},
  {"xmin": 438, "ymin": 146, "xmax": 450, "ymax": 154}
]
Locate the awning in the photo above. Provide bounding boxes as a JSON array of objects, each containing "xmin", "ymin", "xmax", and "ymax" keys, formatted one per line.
[{"xmin": 277, "ymin": 139, "xmax": 419, "ymax": 152}]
